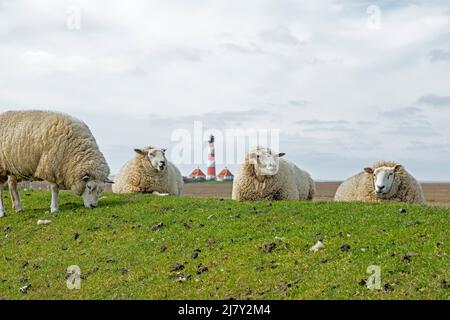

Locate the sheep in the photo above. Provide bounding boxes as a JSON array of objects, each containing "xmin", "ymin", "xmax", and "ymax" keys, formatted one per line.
[
  {"xmin": 0, "ymin": 110, "xmax": 112, "ymax": 217},
  {"xmin": 112, "ymin": 146, "xmax": 183, "ymax": 196},
  {"xmin": 334, "ymin": 161, "xmax": 425, "ymax": 204},
  {"xmin": 231, "ymin": 146, "xmax": 315, "ymax": 201}
]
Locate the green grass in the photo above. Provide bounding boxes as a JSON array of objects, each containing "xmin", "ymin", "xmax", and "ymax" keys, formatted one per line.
[{"xmin": 0, "ymin": 190, "xmax": 449, "ymax": 300}]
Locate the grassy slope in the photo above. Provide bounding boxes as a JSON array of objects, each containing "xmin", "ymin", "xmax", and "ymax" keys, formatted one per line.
[{"xmin": 0, "ymin": 190, "xmax": 449, "ymax": 300}]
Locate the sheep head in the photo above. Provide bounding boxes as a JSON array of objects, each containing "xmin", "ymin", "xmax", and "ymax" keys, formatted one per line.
[
  {"xmin": 135, "ymin": 147, "xmax": 168, "ymax": 172},
  {"xmin": 364, "ymin": 164, "xmax": 402, "ymax": 198},
  {"xmin": 71, "ymin": 175, "xmax": 113, "ymax": 208},
  {"xmin": 246, "ymin": 147, "xmax": 285, "ymax": 177}
]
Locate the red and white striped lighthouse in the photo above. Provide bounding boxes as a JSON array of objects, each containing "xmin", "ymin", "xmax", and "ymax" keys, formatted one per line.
[{"xmin": 206, "ymin": 135, "xmax": 216, "ymax": 180}]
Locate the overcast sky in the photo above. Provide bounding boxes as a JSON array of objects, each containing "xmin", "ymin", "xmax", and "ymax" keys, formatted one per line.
[{"xmin": 1, "ymin": 0, "xmax": 450, "ymax": 181}]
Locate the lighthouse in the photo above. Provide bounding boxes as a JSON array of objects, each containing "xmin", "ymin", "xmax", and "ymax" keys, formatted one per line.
[{"xmin": 206, "ymin": 135, "xmax": 216, "ymax": 180}]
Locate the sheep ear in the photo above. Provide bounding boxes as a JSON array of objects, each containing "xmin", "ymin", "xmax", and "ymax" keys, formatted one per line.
[
  {"xmin": 248, "ymin": 152, "xmax": 258, "ymax": 163},
  {"xmin": 277, "ymin": 153, "xmax": 286, "ymax": 157},
  {"xmin": 134, "ymin": 148, "xmax": 145, "ymax": 155},
  {"xmin": 394, "ymin": 164, "xmax": 403, "ymax": 172},
  {"xmin": 104, "ymin": 178, "xmax": 114, "ymax": 184},
  {"xmin": 364, "ymin": 167, "xmax": 374, "ymax": 174},
  {"xmin": 82, "ymin": 175, "xmax": 90, "ymax": 182}
]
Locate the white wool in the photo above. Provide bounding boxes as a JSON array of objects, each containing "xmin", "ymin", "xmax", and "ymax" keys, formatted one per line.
[
  {"xmin": 0, "ymin": 110, "xmax": 111, "ymax": 215},
  {"xmin": 112, "ymin": 146, "xmax": 183, "ymax": 196},
  {"xmin": 334, "ymin": 161, "xmax": 425, "ymax": 204},
  {"xmin": 232, "ymin": 147, "xmax": 315, "ymax": 201}
]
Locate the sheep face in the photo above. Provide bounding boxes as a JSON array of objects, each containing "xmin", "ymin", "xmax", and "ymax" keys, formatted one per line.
[
  {"xmin": 249, "ymin": 148, "xmax": 285, "ymax": 176},
  {"xmin": 148, "ymin": 149, "xmax": 167, "ymax": 172},
  {"xmin": 364, "ymin": 165, "xmax": 402, "ymax": 198},
  {"xmin": 135, "ymin": 148, "xmax": 167, "ymax": 172},
  {"xmin": 81, "ymin": 176, "xmax": 107, "ymax": 208}
]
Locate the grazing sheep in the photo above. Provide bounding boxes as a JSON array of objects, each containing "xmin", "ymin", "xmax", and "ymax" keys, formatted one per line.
[
  {"xmin": 112, "ymin": 146, "xmax": 183, "ymax": 196},
  {"xmin": 0, "ymin": 110, "xmax": 112, "ymax": 217},
  {"xmin": 334, "ymin": 161, "xmax": 425, "ymax": 203},
  {"xmin": 232, "ymin": 147, "xmax": 315, "ymax": 201}
]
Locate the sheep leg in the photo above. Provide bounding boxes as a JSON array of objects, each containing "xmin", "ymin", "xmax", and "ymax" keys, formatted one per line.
[
  {"xmin": 0, "ymin": 181, "xmax": 5, "ymax": 217},
  {"xmin": 50, "ymin": 183, "xmax": 59, "ymax": 213},
  {"xmin": 8, "ymin": 176, "xmax": 23, "ymax": 212}
]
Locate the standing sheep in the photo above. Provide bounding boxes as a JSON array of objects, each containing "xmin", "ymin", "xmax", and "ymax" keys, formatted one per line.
[
  {"xmin": 0, "ymin": 110, "xmax": 113, "ymax": 217},
  {"xmin": 112, "ymin": 146, "xmax": 183, "ymax": 196},
  {"xmin": 334, "ymin": 161, "xmax": 425, "ymax": 203},
  {"xmin": 232, "ymin": 147, "xmax": 315, "ymax": 201}
]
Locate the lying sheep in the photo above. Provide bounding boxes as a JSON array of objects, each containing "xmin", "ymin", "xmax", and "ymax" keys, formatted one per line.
[
  {"xmin": 334, "ymin": 161, "xmax": 425, "ymax": 203},
  {"xmin": 0, "ymin": 110, "xmax": 113, "ymax": 217},
  {"xmin": 112, "ymin": 146, "xmax": 183, "ymax": 196},
  {"xmin": 232, "ymin": 147, "xmax": 315, "ymax": 201}
]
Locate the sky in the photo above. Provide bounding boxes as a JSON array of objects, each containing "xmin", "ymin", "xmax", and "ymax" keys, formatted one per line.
[{"xmin": 1, "ymin": 0, "xmax": 450, "ymax": 181}]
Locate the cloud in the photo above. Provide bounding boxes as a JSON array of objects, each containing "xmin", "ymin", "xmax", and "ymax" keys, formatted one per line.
[
  {"xmin": 407, "ymin": 140, "xmax": 450, "ymax": 152},
  {"xmin": 380, "ymin": 106, "xmax": 422, "ymax": 118},
  {"xmin": 295, "ymin": 120, "xmax": 349, "ymax": 125},
  {"xmin": 383, "ymin": 121, "xmax": 437, "ymax": 137},
  {"xmin": 294, "ymin": 120, "xmax": 353, "ymax": 133},
  {"xmin": 219, "ymin": 42, "xmax": 264, "ymax": 54},
  {"xmin": 1, "ymin": 1, "xmax": 450, "ymax": 180},
  {"xmin": 287, "ymin": 100, "xmax": 308, "ymax": 107},
  {"xmin": 266, "ymin": 100, "xmax": 308, "ymax": 109},
  {"xmin": 157, "ymin": 46, "xmax": 212, "ymax": 62},
  {"xmin": 259, "ymin": 25, "xmax": 303, "ymax": 46},
  {"xmin": 417, "ymin": 94, "xmax": 450, "ymax": 107},
  {"xmin": 149, "ymin": 109, "xmax": 275, "ymax": 130},
  {"xmin": 429, "ymin": 49, "xmax": 450, "ymax": 62},
  {"xmin": 21, "ymin": 50, "xmax": 131, "ymax": 75}
]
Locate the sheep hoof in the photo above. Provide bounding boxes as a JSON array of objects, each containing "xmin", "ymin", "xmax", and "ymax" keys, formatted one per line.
[
  {"xmin": 50, "ymin": 207, "xmax": 59, "ymax": 214},
  {"xmin": 14, "ymin": 207, "xmax": 24, "ymax": 213},
  {"xmin": 0, "ymin": 210, "xmax": 6, "ymax": 218}
]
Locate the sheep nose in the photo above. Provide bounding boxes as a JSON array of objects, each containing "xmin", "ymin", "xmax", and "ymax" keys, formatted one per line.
[
  {"xmin": 376, "ymin": 185, "xmax": 385, "ymax": 191},
  {"xmin": 160, "ymin": 161, "xmax": 166, "ymax": 166}
]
